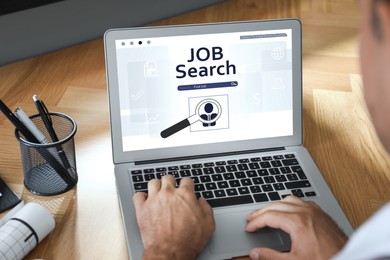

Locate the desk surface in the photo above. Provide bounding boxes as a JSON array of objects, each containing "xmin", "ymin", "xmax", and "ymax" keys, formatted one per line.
[{"xmin": 1, "ymin": 0, "xmax": 390, "ymax": 259}]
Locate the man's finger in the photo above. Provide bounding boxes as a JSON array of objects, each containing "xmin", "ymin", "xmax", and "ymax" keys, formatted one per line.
[
  {"xmin": 148, "ymin": 178, "xmax": 161, "ymax": 196},
  {"xmin": 161, "ymin": 174, "xmax": 176, "ymax": 189},
  {"xmin": 246, "ymin": 210, "xmax": 296, "ymax": 235},
  {"xmin": 178, "ymin": 177, "xmax": 195, "ymax": 191},
  {"xmin": 133, "ymin": 192, "xmax": 147, "ymax": 209}
]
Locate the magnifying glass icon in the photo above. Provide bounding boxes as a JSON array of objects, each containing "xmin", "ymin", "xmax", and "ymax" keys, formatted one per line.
[{"xmin": 160, "ymin": 99, "xmax": 222, "ymax": 138}]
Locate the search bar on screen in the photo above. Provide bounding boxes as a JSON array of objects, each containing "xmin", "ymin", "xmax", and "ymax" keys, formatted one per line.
[{"xmin": 178, "ymin": 81, "xmax": 238, "ymax": 91}]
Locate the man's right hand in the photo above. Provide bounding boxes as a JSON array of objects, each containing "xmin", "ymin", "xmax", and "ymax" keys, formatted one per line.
[{"xmin": 246, "ymin": 196, "xmax": 348, "ymax": 260}]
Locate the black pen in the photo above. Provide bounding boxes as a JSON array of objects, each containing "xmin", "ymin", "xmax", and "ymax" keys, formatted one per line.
[
  {"xmin": 0, "ymin": 99, "xmax": 73, "ymax": 185},
  {"xmin": 32, "ymin": 95, "xmax": 75, "ymax": 177}
]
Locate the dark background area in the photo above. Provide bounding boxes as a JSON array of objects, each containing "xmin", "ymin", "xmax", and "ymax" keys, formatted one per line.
[{"xmin": 0, "ymin": 0, "xmax": 65, "ymax": 16}]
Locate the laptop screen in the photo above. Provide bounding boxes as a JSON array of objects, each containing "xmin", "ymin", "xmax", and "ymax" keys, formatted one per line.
[
  {"xmin": 114, "ymin": 28, "xmax": 293, "ymax": 152},
  {"xmin": 105, "ymin": 19, "xmax": 302, "ymax": 162}
]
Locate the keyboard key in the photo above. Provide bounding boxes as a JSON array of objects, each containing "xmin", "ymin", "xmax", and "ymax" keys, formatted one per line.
[
  {"xmin": 261, "ymin": 184, "xmax": 273, "ymax": 192},
  {"xmin": 207, "ymin": 195, "xmax": 254, "ymax": 208},
  {"xmin": 291, "ymin": 166, "xmax": 302, "ymax": 172},
  {"xmin": 180, "ymin": 165, "xmax": 191, "ymax": 169},
  {"xmin": 226, "ymin": 165, "xmax": 238, "ymax": 172},
  {"xmin": 217, "ymin": 181, "xmax": 229, "ymax": 189},
  {"xmin": 296, "ymin": 170, "xmax": 307, "ymax": 180},
  {"xmin": 223, "ymin": 172, "xmax": 235, "ymax": 180},
  {"xmin": 205, "ymin": 183, "xmax": 217, "ymax": 190},
  {"xmin": 257, "ymin": 169, "xmax": 269, "ymax": 176},
  {"xmin": 212, "ymin": 174, "xmax": 223, "ymax": 181},
  {"xmin": 249, "ymin": 162, "xmax": 260, "ymax": 169},
  {"xmin": 216, "ymin": 161, "xmax": 226, "ymax": 165},
  {"xmin": 285, "ymin": 154, "xmax": 295, "ymax": 158},
  {"xmin": 191, "ymin": 169, "xmax": 203, "ymax": 176},
  {"xmin": 226, "ymin": 188, "xmax": 238, "ymax": 196},
  {"xmin": 214, "ymin": 190, "xmax": 227, "ymax": 198},
  {"xmin": 305, "ymin": 191, "xmax": 317, "ymax": 197},
  {"xmin": 252, "ymin": 177, "xmax": 264, "ymax": 185},
  {"xmin": 132, "ymin": 175, "xmax": 143, "ymax": 182},
  {"xmin": 131, "ymin": 170, "xmax": 142, "ymax": 175},
  {"xmin": 286, "ymin": 174, "xmax": 299, "ymax": 181},
  {"xmin": 292, "ymin": 189, "xmax": 305, "ymax": 197},
  {"xmin": 234, "ymin": 171, "xmax": 246, "ymax": 179},
  {"xmin": 240, "ymin": 179, "xmax": 253, "ymax": 186},
  {"xmin": 215, "ymin": 166, "xmax": 226, "ymax": 173},
  {"xmin": 204, "ymin": 162, "xmax": 214, "ymax": 167},
  {"xmin": 180, "ymin": 170, "xmax": 191, "ymax": 177},
  {"xmin": 238, "ymin": 164, "xmax": 249, "ymax": 171},
  {"xmin": 238, "ymin": 187, "xmax": 250, "ymax": 194},
  {"xmin": 262, "ymin": 156, "xmax": 273, "ymax": 161},
  {"xmin": 168, "ymin": 166, "xmax": 179, "ymax": 171},
  {"xmin": 280, "ymin": 167, "xmax": 292, "ymax": 174},
  {"xmin": 203, "ymin": 168, "xmax": 215, "ymax": 174},
  {"xmin": 273, "ymin": 183, "xmax": 285, "ymax": 191},
  {"xmin": 191, "ymin": 176, "xmax": 200, "ymax": 184},
  {"xmin": 200, "ymin": 175, "xmax": 211, "ymax": 183},
  {"xmin": 192, "ymin": 164, "xmax": 203, "ymax": 168},
  {"xmin": 273, "ymin": 155, "xmax": 284, "ymax": 160},
  {"xmin": 156, "ymin": 167, "xmax": 167, "ymax": 172},
  {"xmin": 285, "ymin": 181, "xmax": 311, "ymax": 189},
  {"xmin": 239, "ymin": 158, "xmax": 250, "ymax": 163},
  {"xmin": 144, "ymin": 174, "xmax": 156, "ymax": 181},
  {"xmin": 282, "ymin": 159, "xmax": 299, "ymax": 166},
  {"xmin": 143, "ymin": 168, "xmax": 154, "ymax": 173},
  {"xmin": 134, "ymin": 182, "xmax": 148, "ymax": 190},
  {"xmin": 275, "ymin": 175, "xmax": 287, "ymax": 182},
  {"xmin": 268, "ymin": 192, "xmax": 281, "ymax": 201},
  {"xmin": 264, "ymin": 176, "xmax": 276, "ymax": 183},
  {"xmin": 229, "ymin": 180, "xmax": 241, "ymax": 187},
  {"xmin": 227, "ymin": 160, "xmax": 238, "ymax": 164},
  {"xmin": 250, "ymin": 185, "xmax": 262, "ymax": 193},
  {"xmin": 253, "ymin": 193, "xmax": 269, "ymax": 202},
  {"xmin": 260, "ymin": 162, "xmax": 271, "ymax": 168},
  {"xmin": 195, "ymin": 184, "xmax": 205, "ymax": 192},
  {"xmin": 271, "ymin": 160, "xmax": 282, "ymax": 167},
  {"xmin": 250, "ymin": 157, "xmax": 261, "ymax": 162},
  {"xmin": 156, "ymin": 172, "xmax": 167, "ymax": 179},
  {"xmin": 202, "ymin": 191, "xmax": 214, "ymax": 199},
  {"xmin": 268, "ymin": 168, "xmax": 280, "ymax": 175},
  {"xmin": 246, "ymin": 170, "xmax": 257, "ymax": 178}
]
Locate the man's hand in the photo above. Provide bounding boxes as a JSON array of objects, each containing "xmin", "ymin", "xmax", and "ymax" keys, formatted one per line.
[
  {"xmin": 246, "ymin": 196, "xmax": 347, "ymax": 260},
  {"xmin": 133, "ymin": 175, "xmax": 215, "ymax": 260}
]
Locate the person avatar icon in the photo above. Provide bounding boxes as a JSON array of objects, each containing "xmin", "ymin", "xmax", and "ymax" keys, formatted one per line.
[{"xmin": 200, "ymin": 102, "xmax": 218, "ymax": 127}]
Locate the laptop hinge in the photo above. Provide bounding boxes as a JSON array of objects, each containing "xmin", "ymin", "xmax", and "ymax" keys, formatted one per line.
[{"xmin": 134, "ymin": 147, "xmax": 286, "ymax": 166}]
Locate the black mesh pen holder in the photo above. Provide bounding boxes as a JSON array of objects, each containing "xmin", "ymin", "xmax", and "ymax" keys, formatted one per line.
[{"xmin": 15, "ymin": 112, "xmax": 78, "ymax": 196}]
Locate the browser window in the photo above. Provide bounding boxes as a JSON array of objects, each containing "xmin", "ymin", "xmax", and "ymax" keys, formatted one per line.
[{"xmin": 114, "ymin": 29, "xmax": 293, "ymax": 152}]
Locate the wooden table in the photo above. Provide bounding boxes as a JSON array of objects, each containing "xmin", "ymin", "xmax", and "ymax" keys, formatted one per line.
[{"xmin": 1, "ymin": 0, "xmax": 390, "ymax": 259}]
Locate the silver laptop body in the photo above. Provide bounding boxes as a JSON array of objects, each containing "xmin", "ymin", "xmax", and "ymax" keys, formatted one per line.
[{"xmin": 104, "ymin": 19, "xmax": 353, "ymax": 260}]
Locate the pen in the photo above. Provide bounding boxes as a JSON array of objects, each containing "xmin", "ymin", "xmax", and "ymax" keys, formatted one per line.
[
  {"xmin": 32, "ymin": 95, "xmax": 75, "ymax": 177},
  {"xmin": 14, "ymin": 107, "xmax": 49, "ymax": 144},
  {"xmin": 0, "ymin": 99, "xmax": 73, "ymax": 185}
]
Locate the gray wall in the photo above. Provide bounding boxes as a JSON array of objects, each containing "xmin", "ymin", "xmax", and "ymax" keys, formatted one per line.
[{"xmin": 0, "ymin": 0, "xmax": 225, "ymax": 65}]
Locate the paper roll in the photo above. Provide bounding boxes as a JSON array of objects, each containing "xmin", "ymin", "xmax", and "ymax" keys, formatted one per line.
[{"xmin": 0, "ymin": 202, "xmax": 55, "ymax": 260}]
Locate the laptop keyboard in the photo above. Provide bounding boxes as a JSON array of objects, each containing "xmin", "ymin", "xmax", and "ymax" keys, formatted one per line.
[{"xmin": 130, "ymin": 153, "xmax": 317, "ymax": 208}]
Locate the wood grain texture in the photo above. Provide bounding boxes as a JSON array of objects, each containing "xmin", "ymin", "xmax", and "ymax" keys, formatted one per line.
[{"xmin": 1, "ymin": 0, "xmax": 390, "ymax": 259}]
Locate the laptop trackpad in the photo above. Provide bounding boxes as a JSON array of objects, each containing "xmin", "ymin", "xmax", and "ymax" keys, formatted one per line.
[{"xmin": 208, "ymin": 210, "xmax": 291, "ymax": 255}]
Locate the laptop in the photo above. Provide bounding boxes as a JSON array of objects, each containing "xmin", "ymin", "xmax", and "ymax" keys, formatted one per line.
[{"xmin": 104, "ymin": 19, "xmax": 354, "ymax": 260}]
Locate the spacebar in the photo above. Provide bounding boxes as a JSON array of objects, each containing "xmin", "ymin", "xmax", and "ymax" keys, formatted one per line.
[{"xmin": 206, "ymin": 195, "xmax": 254, "ymax": 208}]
